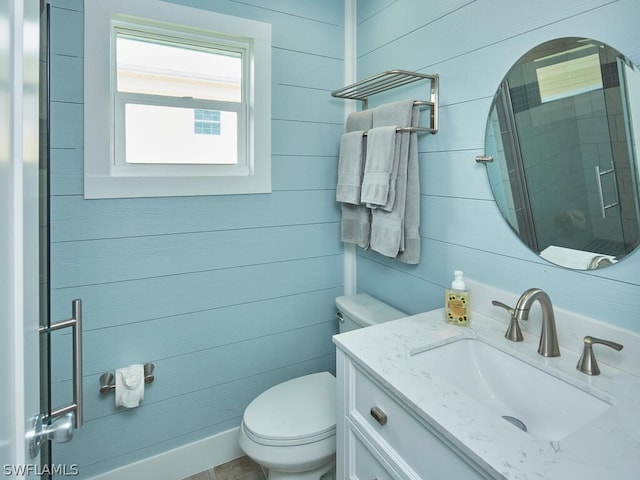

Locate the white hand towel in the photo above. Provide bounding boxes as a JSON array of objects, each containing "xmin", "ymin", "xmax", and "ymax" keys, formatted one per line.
[{"xmin": 115, "ymin": 364, "xmax": 145, "ymax": 408}]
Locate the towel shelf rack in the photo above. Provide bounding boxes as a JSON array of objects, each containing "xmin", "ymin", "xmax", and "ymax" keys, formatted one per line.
[{"xmin": 331, "ymin": 69, "xmax": 439, "ymax": 133}]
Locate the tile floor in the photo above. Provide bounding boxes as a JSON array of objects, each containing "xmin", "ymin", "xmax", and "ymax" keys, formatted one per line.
[{"xmin": 184, "ymin": 455, "xmax": 266, "ymax": 480}]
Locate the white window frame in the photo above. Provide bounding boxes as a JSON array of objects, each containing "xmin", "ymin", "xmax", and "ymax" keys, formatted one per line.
[{"xmin": 84, "ymin": 0, "xmax": 271, "ymax": 199}]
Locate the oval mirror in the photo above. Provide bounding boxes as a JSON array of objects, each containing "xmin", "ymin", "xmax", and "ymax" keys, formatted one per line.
[{"xmin": 483, "ymin": 37, "xmax": 640, "ymax": 270}]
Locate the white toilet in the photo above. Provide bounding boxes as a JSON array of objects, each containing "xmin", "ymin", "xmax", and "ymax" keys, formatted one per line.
[{"xmin": 238, "ymin": 294, "xmax": 406, "ymax": 479}]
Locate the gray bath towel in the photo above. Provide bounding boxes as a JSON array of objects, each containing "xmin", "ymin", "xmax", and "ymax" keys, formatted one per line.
[
  {"xmin": 396, "ymin": 128, "xmax": 420, "ymax": 264},
  {"xmin": 336, "ymin": 130, "xmax": 366, "ymax": 204},
  {"xmin": 369, "ymin": 102, "xmax": 421, "ymax": 263},
  {"xmin": 345, "ymin": 110, "xmax": 373, "ymax": 132},
  {"xmin": 365, "ymin": 100, "xmax": 415, "ymax": 212},
  {"xmin": 360, "ymin": 125, "xmax": 398, "ymax": 208},
  {"xmin": 340, "ymin": 110, "xmax": 373, "ymax": 247}
]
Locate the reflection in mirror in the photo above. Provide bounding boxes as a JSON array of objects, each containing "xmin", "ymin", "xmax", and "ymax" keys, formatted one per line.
[{"xmin": 484, "ymin": 38, "xmax": 640, "ymax": 270}]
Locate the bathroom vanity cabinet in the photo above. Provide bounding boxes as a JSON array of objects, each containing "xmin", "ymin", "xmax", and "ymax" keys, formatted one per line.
[
  {"xmin": 333, "ymin": 302, "xmax": 640, "ymax": 480},
  {"xmin": 335, "ymin": 349, "xmax": 490, "ymax": 479}
]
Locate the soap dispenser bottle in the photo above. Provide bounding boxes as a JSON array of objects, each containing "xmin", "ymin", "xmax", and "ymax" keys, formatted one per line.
[{"xmin": 445, "ymin": 270, "xmax": 470, "ymax": 326}]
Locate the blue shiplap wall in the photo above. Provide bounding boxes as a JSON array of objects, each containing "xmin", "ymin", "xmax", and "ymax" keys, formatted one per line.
[
  {"xmin": 355, "ymin": 0, "xmax": 640, "ymax": 331},
  {"xmin": 48, "ymin": 0, "xmax": 345, "ymax": 476}
]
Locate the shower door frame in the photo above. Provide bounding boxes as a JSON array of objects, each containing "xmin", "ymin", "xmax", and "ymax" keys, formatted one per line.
[{"xmin": 0, "ymin": 0, "xmax": 43, "ymax": 472}]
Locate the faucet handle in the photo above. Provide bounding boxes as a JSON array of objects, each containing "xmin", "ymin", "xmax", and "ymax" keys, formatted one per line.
[
  {"xmin": 576, "ymin": 336, "xmax": 624, "ymax": 375},
  {"xmin": 492, "ymin": 300, "xmax": 523, "ymax": 342}
]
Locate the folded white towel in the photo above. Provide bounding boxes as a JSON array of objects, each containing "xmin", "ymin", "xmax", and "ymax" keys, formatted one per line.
[
  {"xmin": 361, "ymin": 125, "xmax": 398, "ymax": 207},
  {"xmin": 336, "ymin": 131, "xmax": 366, "ymax": 204}
]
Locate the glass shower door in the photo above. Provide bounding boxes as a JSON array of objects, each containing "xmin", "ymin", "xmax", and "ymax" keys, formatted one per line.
[{"xmin": 39, "ymin": 0, "xmax": 52, "ymax": 474}]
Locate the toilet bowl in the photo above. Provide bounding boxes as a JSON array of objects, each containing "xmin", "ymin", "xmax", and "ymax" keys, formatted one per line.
[
  {"xmin": 238, "ymin": 372, "xmax": 337, "ymax": 479},
  {"xmin": 238, "ymin": 294, "xmax": 406, "ymax": 479}
]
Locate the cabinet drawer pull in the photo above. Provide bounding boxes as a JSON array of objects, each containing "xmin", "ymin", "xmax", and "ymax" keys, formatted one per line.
[{"xmin": 370, "ymin": 406, "xmax": 387, "ymax": 426}]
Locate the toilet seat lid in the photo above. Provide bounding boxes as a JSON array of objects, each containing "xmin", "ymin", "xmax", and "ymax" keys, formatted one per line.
[{"xmin": 243, "ymin": 372, "xmax": 336, "ymax": 445}]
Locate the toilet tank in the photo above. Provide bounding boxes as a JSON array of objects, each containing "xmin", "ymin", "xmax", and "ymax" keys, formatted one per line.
[{"xmin": 335, "ymin": 294, "xmax": 406, "ymax": 333}]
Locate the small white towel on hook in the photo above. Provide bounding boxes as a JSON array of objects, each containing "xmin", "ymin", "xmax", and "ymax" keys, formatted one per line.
[{"xmin": 115, "ymin": 364, "xmax": 145, "ymax": 408}]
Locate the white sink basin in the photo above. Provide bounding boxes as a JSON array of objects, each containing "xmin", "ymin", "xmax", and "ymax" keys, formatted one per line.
[{"xmin": 411, "ymin": 338, "xmax": 611, "ymax": 441}]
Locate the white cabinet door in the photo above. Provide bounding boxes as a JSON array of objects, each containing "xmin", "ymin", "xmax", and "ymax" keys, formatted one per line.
[{"xmin": 337, "ymin": 349, "xmax": 490, "ymax": 480}]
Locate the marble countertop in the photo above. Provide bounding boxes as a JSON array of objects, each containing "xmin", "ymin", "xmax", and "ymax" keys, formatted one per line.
[{"xmin": 333, "ymin": 308, "xmax": 640, "ymax": 480}]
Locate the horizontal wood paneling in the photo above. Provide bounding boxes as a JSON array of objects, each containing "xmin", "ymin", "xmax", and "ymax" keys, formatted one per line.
[
  {"xmin": 51, "ymin": 255, "xmax": 341, "ymax": 333},
  {"xmin": 356, "ymin": 0, "xmax": 640, "ymax": 334},
  {"xmin": 356, "ymin": 0, "xmax": 395, "ymax": 25},
  {"xmin": 357, "ymin": 0, "xmax": 620, "ymax": 77},
  {"xmin": 51, "ymin": 223, "xmax": 341, "ymax": 288},
  {"xmin": 167, "ymin": 0, "xmax": 343, "ymax": 58},
  {"xmin": 356, "ymin": 0, "xmax": 475, "ymax": 59},
  {"xmin": 272, "ymin": 48, "xmax": 344, "ymax": 91},
  {"xmin": 48, "ymin": 0, "xmax": 345, "ymax": 476},
  {"xmin": 50, "ymin": 190, "xmax": 340, "ymax": 242},
  {"xmin": 48, "ymin": 5, "xmax": 83, "ymax": 56},
  {"xmin": 272, "ymin": 155, "xmax": 338, "ymax": 191},
  {"xmin": 273, "ymin": 84, "xmax": 343, "ymax": 123}
]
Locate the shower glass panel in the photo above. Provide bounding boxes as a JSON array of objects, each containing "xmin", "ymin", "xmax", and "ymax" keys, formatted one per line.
[{"xmin": 618, "ymin": 58, "xmax": 640, "ymax": 250}]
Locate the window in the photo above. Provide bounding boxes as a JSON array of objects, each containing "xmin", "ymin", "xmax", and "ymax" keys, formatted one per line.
[
  {"xmin": 535, "ymin": 46, "xmax": 603, "ymax": 104},
  {"xmin": 194, "ymin": 110, "xmax": 221, "ymax": 136},
  {"xmin": 84, "ymin": 1, "xmax": 271, "ymax": 198}
]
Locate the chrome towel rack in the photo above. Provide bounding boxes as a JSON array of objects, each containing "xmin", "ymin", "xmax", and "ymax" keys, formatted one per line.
[{"xmin": 331, "ymin": 69, "xmax": 439, "ymax": 133}]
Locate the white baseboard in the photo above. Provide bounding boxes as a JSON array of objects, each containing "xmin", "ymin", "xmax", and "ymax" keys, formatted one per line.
[{"xmin": 88, "ymin": 427, "xmax": 243, "ymax": 480}]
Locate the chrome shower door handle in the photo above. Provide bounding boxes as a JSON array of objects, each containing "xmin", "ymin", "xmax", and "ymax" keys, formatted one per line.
[
  {"xmin": 27, "ymin": 412, "xmax": 75, "ymax": 459},
  {"xmin": 595, "ymin": 163, "xmax": 620, "ymax": 219},
  {"xmin": 47, "ymin": 299, "xmax": 83, "ymax": 427},
  {"xmin": 30, "ymin": 299, "xmax": 83, "ymax": 458}
]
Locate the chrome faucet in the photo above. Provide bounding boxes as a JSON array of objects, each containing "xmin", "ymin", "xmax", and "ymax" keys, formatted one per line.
[
  {"xmin": 492, "ymin": 288, "xmax": 560, "ymax": 357},
  {"xmin": 515, "ymin": 288, "xmax": 560, "ymax": 357}
]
